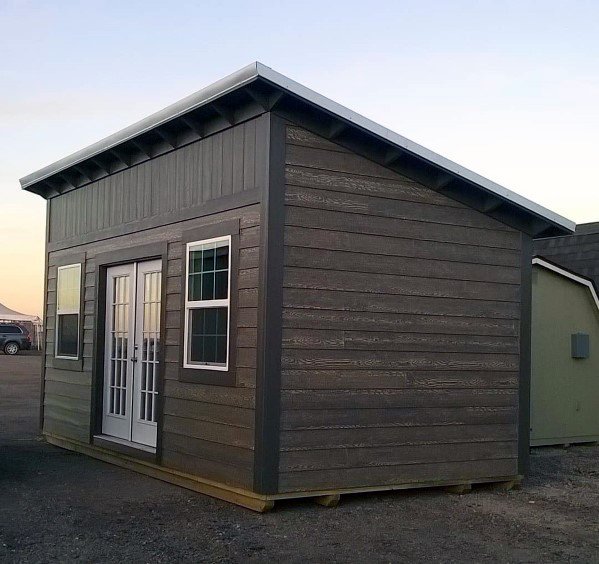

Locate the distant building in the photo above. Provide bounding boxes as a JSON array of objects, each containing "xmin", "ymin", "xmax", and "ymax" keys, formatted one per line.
[{"xmin": 531, "ymin": 258, "xmax": 599, "ymax": 446}]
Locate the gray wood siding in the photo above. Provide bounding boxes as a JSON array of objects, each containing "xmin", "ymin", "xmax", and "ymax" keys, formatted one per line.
[
  {"xmin": 44, "ymin": 205, "xmax": 260, "ymax": 489},
  {"xmin": 278, "ymin": 125, "xmax": 522, "ymax": 492},
  {"xmin": 43, "ymin": 260, "xmax": 91, "ymax": 443},
  {"xmin": 161, "ymin": 206, "xmax": 260, "ymax": 489},
  {"xmin": 48, "ymin": 118, "xmax": 267, "ymax": 245},
  {"xmin": 43, "ymin": 117, "xmax": 267, "ymax": 490}
]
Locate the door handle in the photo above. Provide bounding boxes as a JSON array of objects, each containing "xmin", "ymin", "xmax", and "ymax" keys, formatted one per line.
[{"xmin": 131, "ymin": 344, "xmax": 139, "ymax": 363}]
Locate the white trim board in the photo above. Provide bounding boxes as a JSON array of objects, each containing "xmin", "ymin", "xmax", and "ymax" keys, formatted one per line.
[{"xmin": 532, "ymin": 257, "xmax": 599, "ymax": 312}]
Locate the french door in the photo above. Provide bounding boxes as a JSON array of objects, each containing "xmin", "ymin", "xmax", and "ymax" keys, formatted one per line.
[{"xmin": 102, "ymin": 260, "xmax": 162, "ymax": 448}]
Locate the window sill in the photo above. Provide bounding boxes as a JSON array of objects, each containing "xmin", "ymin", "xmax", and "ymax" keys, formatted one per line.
[
  {"xmin": 178, "ymin": 366, "xmax": 237, "ymax": 386},
  {"xmin": 49, "ymin": 357, "xmax": 84, "ymax": 372}
]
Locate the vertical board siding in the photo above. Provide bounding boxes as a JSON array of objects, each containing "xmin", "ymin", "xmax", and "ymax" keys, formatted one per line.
[
  {"xmin": 279, "ymin": 125, "xmax": 522, "ymax": 492},
  {"xmin": 48, "ymin": 118, "xmax": 267, "ymax": 244},
  {"xmin": 43, "ymin": 116, "xmax": 267, "ymax": 490}
]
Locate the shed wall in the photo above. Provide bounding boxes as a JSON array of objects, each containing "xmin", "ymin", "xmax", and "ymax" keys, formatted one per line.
[
  {"xmin": 42, "ymin": 116, "xmax": 268, "ymax": 490},
  {"xmin": 278, "ymin": 125, "xmax": 522, "ymax": 492},
  {"xmin": 531, "ymin": 266, "xmax": 599, "ymax": 445},
  {"xmin": 48, "ymin": 118, "xmax": 266, "ymax": 246}
]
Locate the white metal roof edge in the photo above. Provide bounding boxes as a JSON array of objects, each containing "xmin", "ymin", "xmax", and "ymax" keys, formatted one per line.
[
  {"xmin": 532, "ymin": 257, "xmax": 599, "ymax": 312},
  {"xmin": 255, "ymin": 63, "xmax": 574, "ymax": 232},
  {"xmin": 19, "ymin": 62, "xmax": 262, "ymax": 189},
  {"xmin": 20, "ymin": 61, "xmax": 576, "ymax": 233}
]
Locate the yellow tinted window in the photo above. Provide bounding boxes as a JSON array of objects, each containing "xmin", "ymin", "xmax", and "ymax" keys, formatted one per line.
[{"xmin": 57, "ymin": 265, "xmax": 81, "ymax": 312}]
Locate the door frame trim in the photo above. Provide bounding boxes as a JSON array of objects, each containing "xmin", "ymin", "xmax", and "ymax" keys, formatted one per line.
[
  {"xmin": 101, "ymin": 261, "xmax": 137, "ymax": 443},
  {"xmin": 91, "ymin": 242, "xmax": 168, "ymax": 463}
]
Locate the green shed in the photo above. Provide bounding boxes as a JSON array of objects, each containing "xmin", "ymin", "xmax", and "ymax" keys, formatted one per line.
[{"xmin": 531, "ymin": 257, "xmax": 599, "ymax": 446}]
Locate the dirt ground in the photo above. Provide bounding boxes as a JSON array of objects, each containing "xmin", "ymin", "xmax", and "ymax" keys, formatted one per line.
[{"xmin": 1, "ymin": 354, "xmax": 599, "ymax": 563}]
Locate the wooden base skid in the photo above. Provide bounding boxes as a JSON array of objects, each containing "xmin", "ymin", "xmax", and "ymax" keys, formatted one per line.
[
  {"xmin": 45, "ymin": 434, "xmax": 523, "ymax": 512},
  {"xmin": 45, "ymin": 434, "xmax": 274, "ymax": 513}
]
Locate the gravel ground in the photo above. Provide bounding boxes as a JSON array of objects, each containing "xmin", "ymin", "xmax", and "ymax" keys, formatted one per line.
[{"xmin": 1, "ymin": 353, "xmax": 599, "ymax": 563}]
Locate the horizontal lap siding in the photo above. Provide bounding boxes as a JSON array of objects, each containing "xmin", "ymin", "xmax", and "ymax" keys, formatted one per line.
[
  {"xmin": 44, "ymin": 117, "xmax": 267, "ymax": 490},
  {"xmin": 43, "ymin": 263, "xmax": 91, "ymax": 442},
  {"xmin": 45, "ymin": 205, "xmax": 261, "ymax": 489},
  {"xmin": 160, "ymin": 205, "xmax": 260, "ymax": 489},
  {"xmin": 279, "ymin": 125, "xmax": 521, "ymax": 492}
]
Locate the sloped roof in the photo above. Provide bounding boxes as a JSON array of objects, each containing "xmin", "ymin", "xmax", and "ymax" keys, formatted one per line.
[{"xmin": 20, "ymin": 62, "xmax": 575, "ymax": 236}]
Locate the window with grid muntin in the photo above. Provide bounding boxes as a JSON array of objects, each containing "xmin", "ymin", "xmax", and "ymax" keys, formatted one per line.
[{"xmin": 184, "ymin": 236, "xmax": 231, "ymax": 370}]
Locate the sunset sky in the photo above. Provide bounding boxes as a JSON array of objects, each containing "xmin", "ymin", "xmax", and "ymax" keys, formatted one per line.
[{"xmin": 1, "ymin": 0, "xmax": 599, "ymax": 318}]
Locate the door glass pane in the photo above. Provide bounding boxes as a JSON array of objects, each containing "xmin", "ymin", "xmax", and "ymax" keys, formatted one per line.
[
  {"xmin": 139, "ymin": 270, "xmax": 160, "ymax": 423},
  {"xmin": 108, "ymin": 275, "xmax": 129, "ymax": 416}
]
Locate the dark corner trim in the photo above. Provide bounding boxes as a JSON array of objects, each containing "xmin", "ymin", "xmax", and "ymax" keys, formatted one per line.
[
  {"xmin": 178, "ymin": 218, "xmax": 240, "ymax": 386},
  {"xmin": 519, "ymin": 233, "xmax": 533, "ymax": 475},
  {"xmin": 253, "ymin": 112, "xmax": 286, "ymax": 494},
  {"xmin": 39, "ymin": 201, "xmax": 50, "ymax": 431}
]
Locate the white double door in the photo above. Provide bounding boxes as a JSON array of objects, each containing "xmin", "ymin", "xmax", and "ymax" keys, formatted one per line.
[{"xmin": 102, "ymin": 260, "xmax": 162, "ymax": 448}]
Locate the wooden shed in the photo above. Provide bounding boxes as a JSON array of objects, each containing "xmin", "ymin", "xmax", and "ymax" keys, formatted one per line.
[
  {"xmin": 531, "ymin": 257, "xmax": 599, "ymax": 446},
  {"xmin": 21, "ymin": 63, "xmax": 574, "ymax": 511}
]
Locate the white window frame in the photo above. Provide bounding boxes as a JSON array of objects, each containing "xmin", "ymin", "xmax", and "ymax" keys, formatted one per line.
[
  {"xmin": 55, "ymin": 263, "xmax": 82, "ymax": 360},
  {"xmin": 183, "ymin": 235, "xmax": 231, "ymax": 371}
]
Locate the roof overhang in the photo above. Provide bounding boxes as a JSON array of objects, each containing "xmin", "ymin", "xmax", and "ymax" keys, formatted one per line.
[{"xmin": 20, "ymin": 62, "xmax": 575, "ymax": 237}]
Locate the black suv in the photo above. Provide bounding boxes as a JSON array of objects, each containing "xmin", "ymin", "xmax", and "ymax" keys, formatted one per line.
[{"xmin": 0, "ymin": 324, "xmax": 32, "ymax": 355}]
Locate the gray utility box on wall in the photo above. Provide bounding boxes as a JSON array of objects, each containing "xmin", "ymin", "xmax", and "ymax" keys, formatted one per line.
[{"xmin": 571, "ymin": 332, "xmax": 590, "ymax": 359}]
